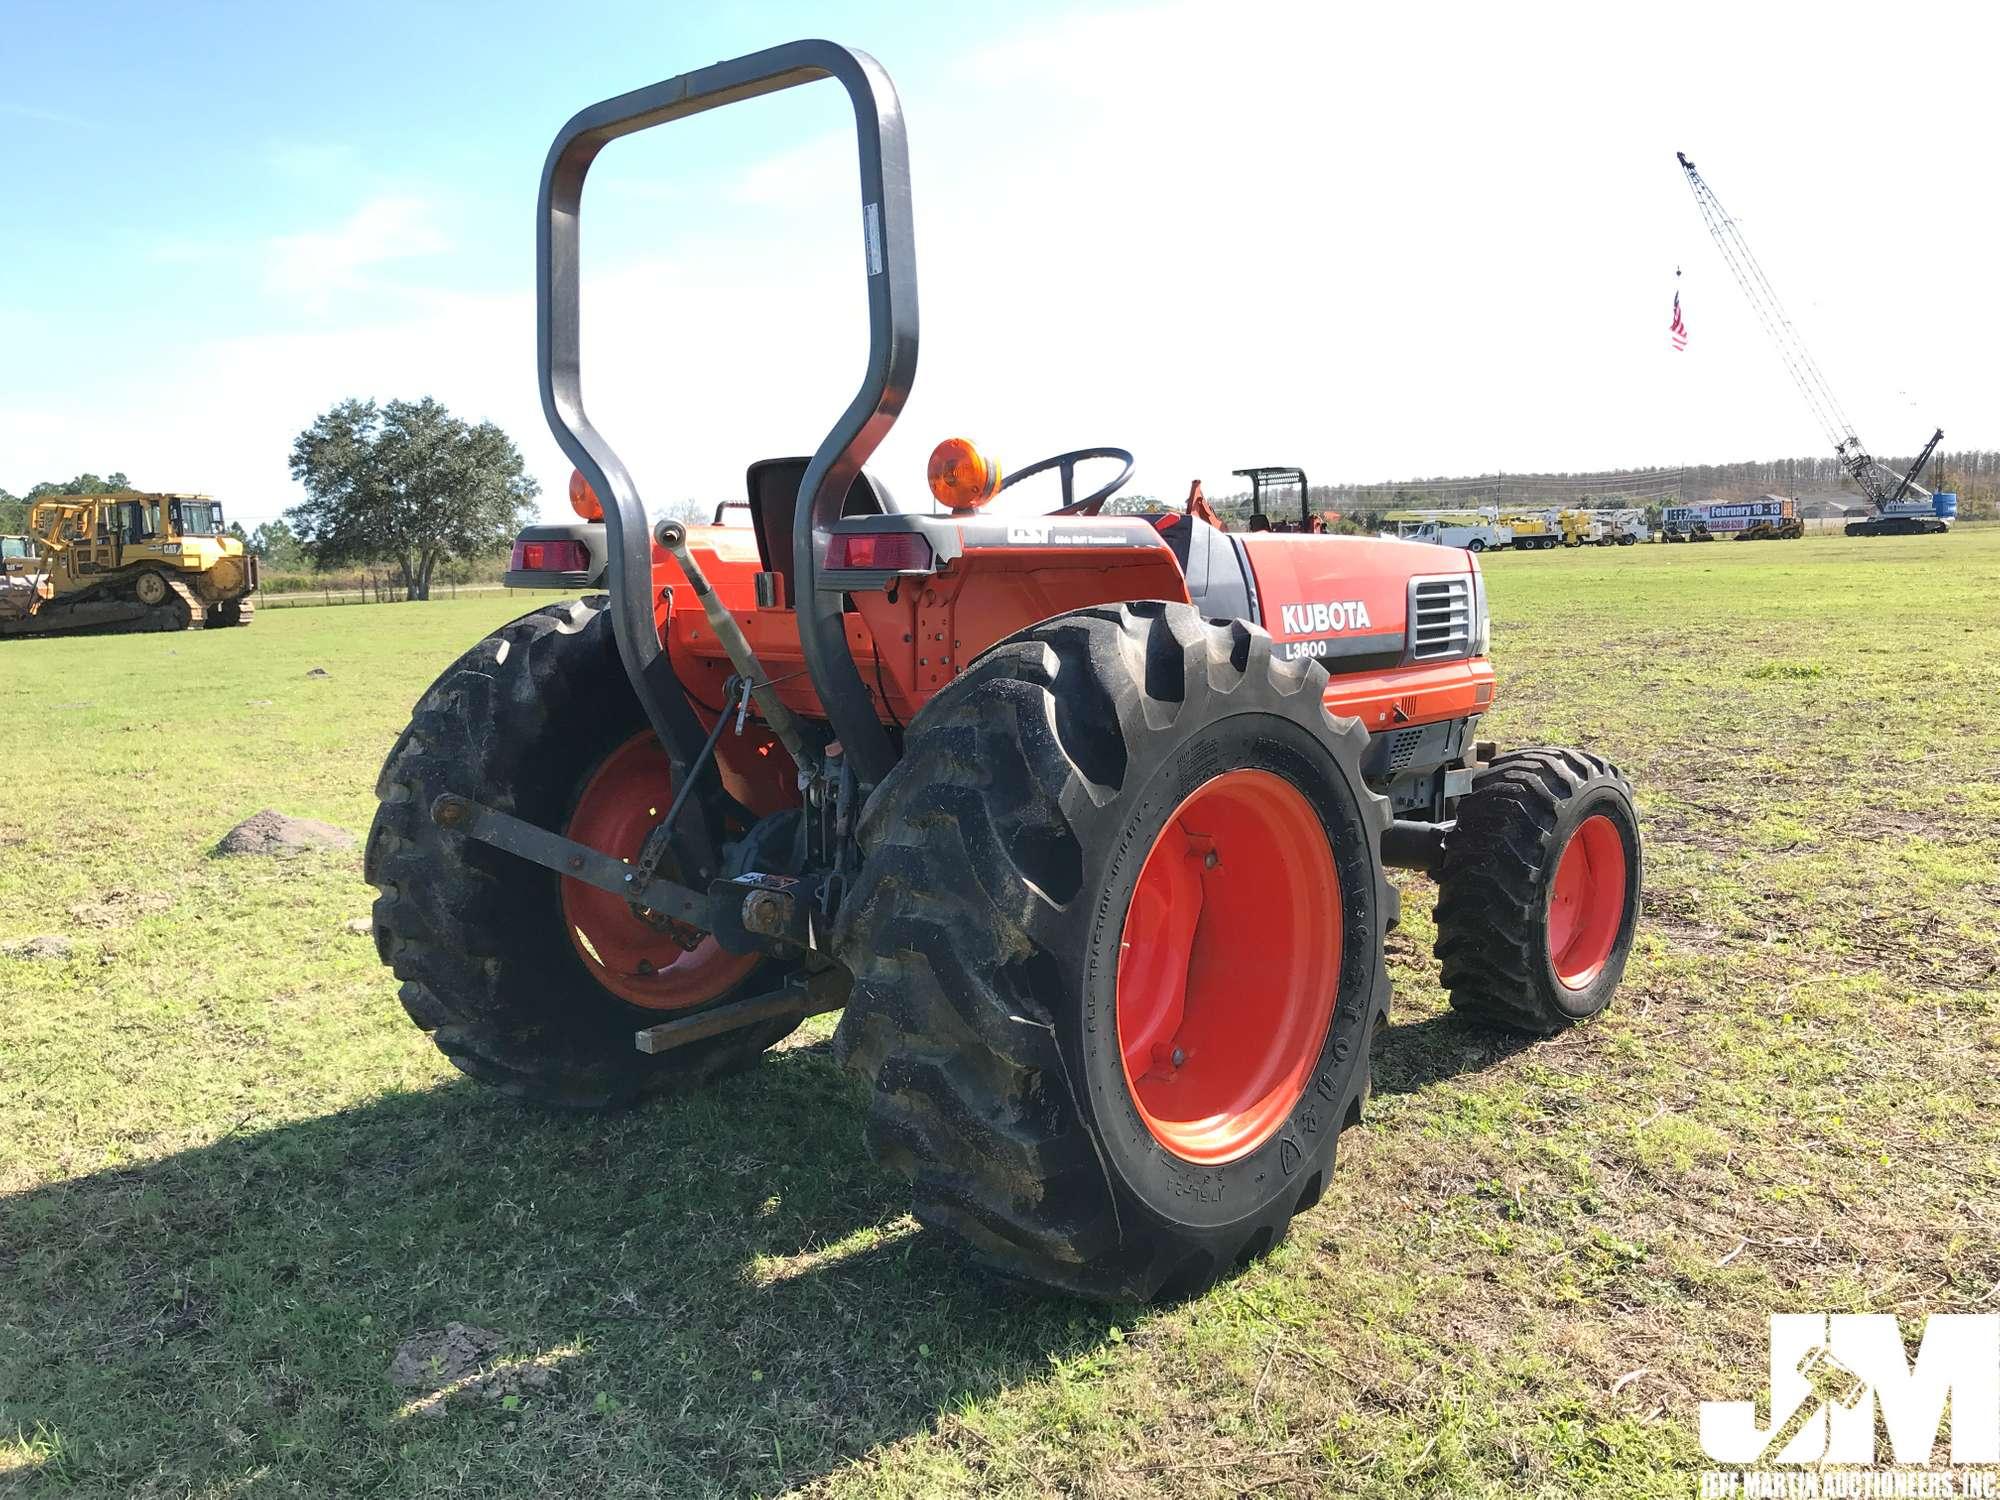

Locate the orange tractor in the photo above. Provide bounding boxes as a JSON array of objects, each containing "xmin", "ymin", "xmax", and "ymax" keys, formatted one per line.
[{"xmin": 367, "ymin": 42, "xmax": 1642, "ymax": 1301}]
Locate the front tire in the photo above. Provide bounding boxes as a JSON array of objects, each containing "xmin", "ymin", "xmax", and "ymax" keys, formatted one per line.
[
  {"xmin": 834, "ymin": 603, "xmax": 1390, "ymax": 1301},
  {"xmin": 365, "ymin": 598, "xmax": 797, "ymax": 1108},
  {"xmin": 1433, "ymin": 749, "xmax": 1641, "ymax": 1033}
]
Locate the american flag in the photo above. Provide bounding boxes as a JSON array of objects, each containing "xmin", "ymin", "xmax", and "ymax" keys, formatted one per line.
[{"xmin": 1669, "ymin": 290, "xmax": 1688, "ymax": 351}]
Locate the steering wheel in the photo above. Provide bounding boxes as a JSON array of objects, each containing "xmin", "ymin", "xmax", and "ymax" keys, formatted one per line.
[{"xmin": 996, "ymin": 447, "xmax": 1135, "ymax": 515}]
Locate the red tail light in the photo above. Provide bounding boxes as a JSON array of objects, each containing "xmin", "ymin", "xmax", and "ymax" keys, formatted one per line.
[
  {"xmin": 511, "ymin": 539, "xmax": 591, "ymax": 572},
  {"xmin": 825, "ymin": 531, "xmax": 933, "ymax": 572}
]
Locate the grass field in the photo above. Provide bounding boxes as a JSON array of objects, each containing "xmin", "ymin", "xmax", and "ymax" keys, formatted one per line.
[{"xmin": 4, "ymin": 530, "xmax": 1998, "ymax": 1498}]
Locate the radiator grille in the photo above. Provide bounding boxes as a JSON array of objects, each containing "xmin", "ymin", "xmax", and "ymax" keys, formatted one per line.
[
  {"xmin": 1410, "ymin": 576, "xmax": 1473, "ymax": 660},
  {"xmin": 1387, "ymin": 727, "xmax": 1424, "ymax": 770}
]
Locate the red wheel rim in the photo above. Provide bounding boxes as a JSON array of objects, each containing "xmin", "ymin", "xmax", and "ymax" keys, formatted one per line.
[
  {"xmin": 1115, "ymin": 769, "xmax": 1341, "ymax": 1164},
  {"xmin": 560, "ymin": 731, "xmax": 759, "ymax": 1010},
  {"xmin": 1547, "ymin": 812, "xmax": 1627, "ymax": 990}
]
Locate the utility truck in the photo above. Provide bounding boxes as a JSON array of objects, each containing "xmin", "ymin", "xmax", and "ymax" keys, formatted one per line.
[
  {"xmin": 1500, "ymin": 513, "xmax": 1561, "ymax": 550},
  {"xmin": 1599, "ymin": 509, "xmax": 1649, "ymax": 546},
  {"xmin": 1554, "ymin": 510, "xmax": 1604, "ymax": 547},
  {"xmin": 1390, "ymin": 517, "xmax": 1513, "ymax": 553}
]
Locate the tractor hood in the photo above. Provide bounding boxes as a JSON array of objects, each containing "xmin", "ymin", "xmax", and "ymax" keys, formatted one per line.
[{"xmin": 1237, "ymin": 534, "xmax": 1486, "ymax": 671}]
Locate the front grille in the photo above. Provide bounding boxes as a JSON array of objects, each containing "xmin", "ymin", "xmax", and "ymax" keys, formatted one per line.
[{"xmin": 1409, "ymin": 576, "xmax": 1473, "ymax": 660}]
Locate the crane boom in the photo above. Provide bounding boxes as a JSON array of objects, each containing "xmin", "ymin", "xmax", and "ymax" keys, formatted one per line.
[
  {"xmin": 1675, "ymin": 151, "xmax": 1945, "ymax": 531},
  {"xmin": 1884, "ymin": 425, "xmax": 1944, "ymax": 509}
]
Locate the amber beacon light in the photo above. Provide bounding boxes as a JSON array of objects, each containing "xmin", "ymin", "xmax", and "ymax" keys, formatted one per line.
[
  {"xmin": 568, "ymin": 469, "xmax": 605, "ymax": 522},
  {"xmin": 927, "ymin": 438, "xmax": 1003, "ymax": 512}
]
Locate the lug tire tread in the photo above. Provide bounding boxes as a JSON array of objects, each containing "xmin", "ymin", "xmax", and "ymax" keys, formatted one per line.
[
  {"xmin": 1434, "ymin": 746, "xmax": 1640, "ymax": 1034},
  {"xmin": 834, "ymin": 602, "xmax": 1389, "ymax": 1301},
  {"xmin": 365, "ymin": 598, "xmax": 795, "ymax": 1110}
]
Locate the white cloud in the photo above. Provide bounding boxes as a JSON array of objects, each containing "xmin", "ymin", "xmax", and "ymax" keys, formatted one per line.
[
  {"xmin": 724, "ymin": 131, "xmax": 853, "ymax": 206},
  {"xmin": 263, "ymin": 195, "xmax": 452, "ymax": 307}
]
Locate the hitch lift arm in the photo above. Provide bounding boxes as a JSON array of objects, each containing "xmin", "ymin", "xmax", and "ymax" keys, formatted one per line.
[{"xmin": 430, "ymin": 794, "xmax": 711, "ymax": 926}]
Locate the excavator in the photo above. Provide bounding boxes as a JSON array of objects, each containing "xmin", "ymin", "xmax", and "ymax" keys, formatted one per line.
[{"xmin": 0, "ymin": 493, "xmax": 258, "ymax": 637}]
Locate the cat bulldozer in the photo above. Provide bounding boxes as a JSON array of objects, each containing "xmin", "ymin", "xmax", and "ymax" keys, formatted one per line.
[
  {"xmin": 0, "ymin": 493, "xmax": 257, "ymax": 637},
  {"xmin": 365, "ymin": 42, "xmax": 1645, "ymax": 1302}
]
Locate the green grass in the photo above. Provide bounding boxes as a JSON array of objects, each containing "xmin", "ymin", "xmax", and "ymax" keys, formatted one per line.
[{"xmin": 4, "ymin": 531, "xmax": 1998, "ymax": 1497}]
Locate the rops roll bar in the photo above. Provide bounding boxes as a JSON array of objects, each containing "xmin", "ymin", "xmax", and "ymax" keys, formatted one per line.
[{"xmin": 537, "ymin": 40, "xmax": 918, "ymax": 786}]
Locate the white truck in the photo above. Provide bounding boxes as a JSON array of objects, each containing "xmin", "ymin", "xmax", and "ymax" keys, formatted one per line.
[
  {"xmin": 1393, "ymin": 518, "xmax": 1513, "ymax": 553},
  {"xmin": 1601, "ymin": 508, "xmax": 1650, "ymax": 546}
]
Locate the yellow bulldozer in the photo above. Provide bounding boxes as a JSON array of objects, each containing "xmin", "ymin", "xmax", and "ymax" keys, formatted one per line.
[{"xmin": 0, "ymin": 493, "xmax": 258, "ymax": 637}]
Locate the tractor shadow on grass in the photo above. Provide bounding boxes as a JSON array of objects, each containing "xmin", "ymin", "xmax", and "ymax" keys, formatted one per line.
[
  {"xmin": 0, "ymin": 1039, "xmax": 1123, "ymax": 1495},
  {"xmin": 1368, "ymin": 1008, "xmax": 1542, "ymax": 1099},
  {"xmin": 6, "ymin": 1016, "xmax": 1532, "ymax": 1495}
]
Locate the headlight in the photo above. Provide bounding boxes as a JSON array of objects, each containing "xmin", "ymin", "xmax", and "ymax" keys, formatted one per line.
[{"xmin": 1470, "ymin": 564, "xmax": 1490, "ymax": 658}]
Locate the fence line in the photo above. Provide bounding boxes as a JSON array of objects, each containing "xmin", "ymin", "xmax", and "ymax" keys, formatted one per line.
[{"xmin": 259, "ymin": 582, "xmax": 525, "ymax": 609}]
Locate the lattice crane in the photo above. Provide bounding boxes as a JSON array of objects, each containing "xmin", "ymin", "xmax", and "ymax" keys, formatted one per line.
[{"xmin": 1676, "ymin": 151, "xmax": 1952, "ymax": 536}]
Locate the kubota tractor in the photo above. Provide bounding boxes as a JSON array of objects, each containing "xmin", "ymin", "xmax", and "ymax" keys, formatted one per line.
[{"xmin": 366, "ymin": 42, "xmax": 1643, "ymax": 1302}]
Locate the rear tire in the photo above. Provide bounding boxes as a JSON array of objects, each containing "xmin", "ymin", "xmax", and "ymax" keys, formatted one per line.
[
  {"xmin": 1433, "ymin": 748, "xmax": 1641, "ymax": 1033},
  {"xmin": 834, "ymin": 603, "xmax": 1390, "ymax": 1301},
  {"xmin": 365, "ymin": 598, "xmax": 798, "ymax": 1109}
]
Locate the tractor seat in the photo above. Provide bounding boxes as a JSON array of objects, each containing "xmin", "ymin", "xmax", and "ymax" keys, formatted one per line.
[
  {"xmin": 1151, "ymin": 513, "xmax": 1254, "ymax": 621},
  {"xmin": 746, "ymin": 457, "xmax": 895, "ymax": 605}
]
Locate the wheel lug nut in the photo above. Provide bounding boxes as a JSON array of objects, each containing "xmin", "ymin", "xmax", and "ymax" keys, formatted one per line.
[
  {"xmin": 1171, "ymin": 1047, "xmax": 1185, "ymax": 1068},
  {"xmin": 1203, "ymin": 851, "xmax": 1218, "ymax": 870}
]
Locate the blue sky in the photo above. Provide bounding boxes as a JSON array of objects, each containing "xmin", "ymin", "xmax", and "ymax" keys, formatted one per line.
[{"xmin": 6, "ymin": 1, "xmax": 1996, "ymax": 523}]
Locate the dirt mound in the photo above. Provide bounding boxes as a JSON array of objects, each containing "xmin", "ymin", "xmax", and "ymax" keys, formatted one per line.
[
  {"xmin": 215, "ymin": 811, "xmax": 356, "ymax": 858},
  {"xmin": 389, "ymin": 1324, "xmax": 557, "ymax": 1417},
  {"xmin": 1, "ymin": 935, "xmax": 72, "ymax": 961},
  {"xmin": 390, "ymin": 1323, "xmax": 502, "ymax": 1390},
  {"xmin": 68, "ymin": 887, "xmax": 175, "ymax": 929}
]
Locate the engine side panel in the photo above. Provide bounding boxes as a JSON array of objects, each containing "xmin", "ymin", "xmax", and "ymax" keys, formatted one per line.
[{"xmin": 1238, "ymin": 533, "xmax": 1493, "ymax": 728}]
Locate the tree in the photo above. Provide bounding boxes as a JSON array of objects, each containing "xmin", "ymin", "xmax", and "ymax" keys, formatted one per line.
[
  {"xmin": 657, "ymin": 496, "xmax": 720, "ymax": 525},
  {"xmin": 27, "ymin": 472, "xmax": 135, "ymax": 498},
  {"xmin": 248, "ymin": 518, "xmax": 306, "ymax": 571},
  {"xmin": 2, "ymin": 472, "xmax": 136, "ymax": 534},
  {"xmin": 286, "ymin": 398, "xmax": 539, "ymax": 601}
]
